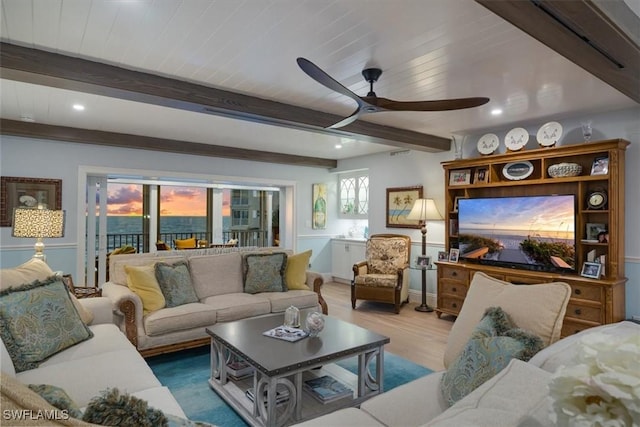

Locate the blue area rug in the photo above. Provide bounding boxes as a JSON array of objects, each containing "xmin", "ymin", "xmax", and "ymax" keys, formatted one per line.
[{"xmin": 148, "ymin": 346, "xmax": 432, "ymax": 426}]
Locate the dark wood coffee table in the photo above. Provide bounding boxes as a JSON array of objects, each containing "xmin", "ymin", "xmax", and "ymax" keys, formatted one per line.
[{"xmin": 207, "ymin": 312, "xmax": 390, "ymax": 427}]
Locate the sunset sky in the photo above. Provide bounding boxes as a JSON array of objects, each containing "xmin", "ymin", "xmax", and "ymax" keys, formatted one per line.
[{"xmin": 107, "ymin": 184, "xmax": 230, "ymax": 216}]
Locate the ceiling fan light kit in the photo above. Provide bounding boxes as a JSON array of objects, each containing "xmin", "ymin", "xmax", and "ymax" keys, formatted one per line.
[{"xmin": 297, "ymin": 57, "xmax": 490, "ymax": 129}]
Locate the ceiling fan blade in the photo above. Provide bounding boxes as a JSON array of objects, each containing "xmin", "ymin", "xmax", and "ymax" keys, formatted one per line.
[
  {"xmin": 327, "ymin": 106, "xmax": 364, "ymax": 129},
  {"xmin": 372, "ymin": 97, "xmax": 490, "ymax": 111},
  {"xmin": 297, "ymin": 57, "xmax": 365, "ymax": 106}
]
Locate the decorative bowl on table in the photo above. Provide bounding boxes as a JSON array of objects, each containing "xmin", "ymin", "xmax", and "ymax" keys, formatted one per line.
[
  {"xmin": 548, "ymin": 162, "xmax": 582, "ymax": 178},
  {"xmin": 305, "ymin": 312, "xmax": 325, "ymax": 337}
]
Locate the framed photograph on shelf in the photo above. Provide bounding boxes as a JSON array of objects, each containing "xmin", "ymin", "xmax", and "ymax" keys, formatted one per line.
[
  {"xmin": 474, "ymin": 167, "xmax": 489, "ymax": 184},
  {"xmin": 437, "ymin": 251, "xmax": 449, "ymax": 262},
  {"xmin": 0, "ymin": 176, "xmax": 62, "ymax": 227},
  {"xmin": 580, "ymin": 261, "xmax": 602, "ymax": 279},
  {"xmin": 385, "ymin": 185, "xmax": 423, "ymax": 229},
  {"xmin": 449, "ymin": 169, "xmax": 471, "ymax": 186},
  {"xmin": 585, "ymin": 223, "xmax": 607, "ymax": 241},
  {"xmin": 449, "ymin": 219, "xmax": 459, "ymax": 236},
  {"xmin": 590, "ymin": 156, "xmax": 609, "ymax": 176},
  {"xmin": 452, "ymin": 196, "xmax": 466, "ymax": 213},
  {"xmin": 448, "ymin": 248, "xmax": 460, "ymax": 263},
  {"xmin": 416, "ymin": 255, "xmax": 432, "ymax": 268}
]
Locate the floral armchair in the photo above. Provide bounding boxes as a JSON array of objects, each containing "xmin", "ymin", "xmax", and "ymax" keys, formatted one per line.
[{"xmin": 351, "ymin": 234, "xmax": 411, "ymax": 314}]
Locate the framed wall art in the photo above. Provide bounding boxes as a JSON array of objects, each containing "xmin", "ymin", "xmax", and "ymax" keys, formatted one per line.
[
  {"xmin": 1, "ymin": 176, "xmax": 62, "ymax": 227},
  {"xmin": 312, "ymin": 183, "xmax": 327, "ymax": 229},
  {"xmin": 386, "ymin": 185, "xmax": 423, "ymax": 228}
]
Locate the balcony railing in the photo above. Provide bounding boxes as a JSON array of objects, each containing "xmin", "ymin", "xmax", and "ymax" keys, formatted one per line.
[{"xmin": 100, "ymin": 230, "xmax": 271, "ymax": 253}]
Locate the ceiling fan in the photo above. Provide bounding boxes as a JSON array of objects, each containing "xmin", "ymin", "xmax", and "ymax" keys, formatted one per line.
[{"xmin": 297, "ymin": 57, "xmax": 490, "ymax": 129}]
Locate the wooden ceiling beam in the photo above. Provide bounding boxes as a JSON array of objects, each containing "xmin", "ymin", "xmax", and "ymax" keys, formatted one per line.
[
  {"xmin": 0, "ymin": 119, "xmax": 337, "ymax": 169},
  {"xmin": 0, "ymin": 42, "xmax": 450, "ymax": 153},
  {"xmin": 475, "ymin": 0, "xmax": 640, "ymax": 103}
]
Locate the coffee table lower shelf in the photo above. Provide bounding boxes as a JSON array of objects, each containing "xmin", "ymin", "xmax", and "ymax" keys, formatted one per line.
[{"xmin": 209, "ymin": 362, "xmax": 380, "ymax": 427}]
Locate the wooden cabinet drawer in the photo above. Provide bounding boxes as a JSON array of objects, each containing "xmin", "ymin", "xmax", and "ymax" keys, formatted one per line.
[
  {"xmin": 568, "ymin": 283, "xmax": 603, "ymax": 302},
  {"xmin": 441, "ymin": 280, "xmax": 468, "ymax": 297},
  {"xmin": 504, "ymin": 274, "xmax": 549, "ymax": 285},
  {"xmin": 440, "ymin": 266, "xmax": 468, "ymax": 281},
  {"xmin": 439, "ymin": 296, "xmax": 464, "ymax": 314},
  {"xmin": 561, "ymin": 320, "xmax": 599, "ymax": 337},
  {"xmin": 565, "ymin": 303, "xmax": 602, "ymax": 323}
]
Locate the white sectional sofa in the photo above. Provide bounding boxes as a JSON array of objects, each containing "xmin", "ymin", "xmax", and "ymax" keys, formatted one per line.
[
  {"xmin": 294, "ymin": 272, "xmax": 639, "ymax": 427},
  {"xmin": 102, "ymin": 247, "xmax": 326, "ymax": 356},
  {"xmin": 0, "ymin": 259, "xmax": 187, "ymax": 425}
]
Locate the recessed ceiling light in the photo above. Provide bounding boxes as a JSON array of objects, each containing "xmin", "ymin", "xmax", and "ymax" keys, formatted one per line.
[
  {"xmin": 73, "ymin": 104, "xmax": 85, "ymax": 111},
  {"xmin": 491, "ymin": 108, "xmax": 503, "ymax": 116},
  {"xmin": 335, "ymin": 144, "xmax": 343, "ymax": 149}
]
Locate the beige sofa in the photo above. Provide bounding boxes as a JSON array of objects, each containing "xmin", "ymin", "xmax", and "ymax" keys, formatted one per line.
[
  {"xmin": 0, "ymin": 259, "xmax": 186, "ymax": 425},
  {"xmin": 102, "ymin": 247, "xmax": 326, "ymax": 356}
]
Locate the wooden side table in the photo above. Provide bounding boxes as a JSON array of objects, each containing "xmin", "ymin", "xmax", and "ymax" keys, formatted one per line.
[{"xmin": 61, "ymin": 274, "xmax": 102, "ymax": 299}]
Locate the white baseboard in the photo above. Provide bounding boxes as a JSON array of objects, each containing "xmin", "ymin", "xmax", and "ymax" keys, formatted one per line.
[{"xmin": 408, "ymin": 289, "xmax": 437, "ymax": 308}]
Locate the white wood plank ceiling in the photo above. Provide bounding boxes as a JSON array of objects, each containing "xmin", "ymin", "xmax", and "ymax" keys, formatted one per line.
[{"xmin": 0, "ymin": 0, "xmax": 637, "ymax": 160}]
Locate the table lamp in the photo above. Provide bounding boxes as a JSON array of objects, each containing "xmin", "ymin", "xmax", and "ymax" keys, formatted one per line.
[
  {"xmin": 406, "ymin": 198, "xmax": 443, "ymax": 312},
  {"xmin": 12, "ymin": 208, "xmax": 65, "ymax": 262}
]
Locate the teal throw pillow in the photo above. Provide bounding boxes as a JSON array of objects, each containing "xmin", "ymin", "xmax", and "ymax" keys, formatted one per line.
[
  {"xmin": 440, "ymin": 306, "xmax": 544, "ymax": 407},
  {"xmin": 154, "ymin": 261, "xmax": 199, "ymax": 307},
  {"xmin": 242, "ymin": 252, "xmax": 288, "ymax": 294},
  {"xmin": 0, "ymin": 277, "xmax": 94, "ymax": 372},
  {"xmin": 83, "ymin": 388, "xmax": 168, "ymax": 427},
  {"xmin": 28, "ymin": 384, "xmax": 83, "ymax": 419}
]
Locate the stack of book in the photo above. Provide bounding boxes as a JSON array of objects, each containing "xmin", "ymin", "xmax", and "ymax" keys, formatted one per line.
[
  {"xmin": 303, "ymin": 375, "xmax": 352, "ymax": 404},
  {"xmin": 226, "ymin": 360, "xmax": 254, "ymax": 380},
  {"xmin": 245, "ymin": 387, "xmax": 290, "ymax": 406}
]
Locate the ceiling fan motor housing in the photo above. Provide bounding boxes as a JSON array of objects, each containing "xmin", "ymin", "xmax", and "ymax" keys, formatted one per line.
[{"xmin": 362, "ymin": 68, "xmax": 382, "ymax": 97}]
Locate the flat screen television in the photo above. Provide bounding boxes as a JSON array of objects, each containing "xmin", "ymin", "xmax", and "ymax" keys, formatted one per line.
[{"xmin": 456, "ymin": 195, "xmax": 576, "ymax": 272}]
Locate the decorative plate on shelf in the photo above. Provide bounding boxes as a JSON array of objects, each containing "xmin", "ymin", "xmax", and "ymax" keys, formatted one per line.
[
  {"xmin": 503, "ymin": 161, "xmax": 534, "ymax": 180},
  {"xmin": 536, "ymin": 121, "xmax": 563, "ymax": 147},
  {"xmin": 504, "ymin": 127, "xmax": 529, "ymax": 151},
  {"xmin": 477, "ymin": 133, "xmax": 500, "ymax": 155}
]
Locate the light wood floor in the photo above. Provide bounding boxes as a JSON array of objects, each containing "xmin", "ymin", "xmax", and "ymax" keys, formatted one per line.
[{"xmin": 321, "ymin": 281, "xmax": 455, "ymax": 371}]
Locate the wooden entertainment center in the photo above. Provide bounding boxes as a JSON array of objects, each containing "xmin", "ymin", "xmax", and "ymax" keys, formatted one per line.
[{"xmin": 436, "ymin": 139, "xmax": 629, "ymax": 337}]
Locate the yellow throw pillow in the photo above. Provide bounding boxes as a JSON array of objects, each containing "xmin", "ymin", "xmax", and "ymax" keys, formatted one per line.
[
  {"xmin": 285, "ymin": 250, "xmax": 312, "ymax": 290},
  {"xmin": 124, "ymin": 264, "xmax": 165, "ymax": 315},
  {"xmin": 174, "ymin": 238, "xmax": 196, "ymax": 249}
]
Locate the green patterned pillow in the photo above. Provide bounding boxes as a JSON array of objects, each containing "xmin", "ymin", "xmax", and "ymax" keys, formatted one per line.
[
  {"xmin": 83, "ymin": 388, "xmax": 167, "ymax": 427},
  {"xmin": 28, "ymin": 384, "xmax": 82, "ymax": 419},
  {"xmin": 154, "ymin": 261, "xmax": 199, "ymax": 307},
  {"xmin": 0, "ymin": 277, "xmax": 94, "ymax": 372},
  {"xmin": 242, "ymin": 252, "xmax": 288, "ymax": 294},
  {"xmin": 440, "ymin": 306, "xmax": 544, "ymax": 406}
]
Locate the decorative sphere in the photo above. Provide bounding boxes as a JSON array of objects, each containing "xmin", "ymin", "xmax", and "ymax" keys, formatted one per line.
[{"xmin": 305, "ymin": 312, "xmax": 325, "ymax": 337}]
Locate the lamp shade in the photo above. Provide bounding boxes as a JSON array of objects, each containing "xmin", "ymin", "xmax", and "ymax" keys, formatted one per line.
[
  {"xmin": 406, "ymin": 198, "xmax": 443, "ymax": 222},
  {"xmin": 12, "ymin": 208, "xmax": 65, "ymax": 238}
]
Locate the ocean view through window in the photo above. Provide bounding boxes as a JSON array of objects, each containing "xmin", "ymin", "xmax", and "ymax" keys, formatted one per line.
[{"xmin": 101, "ymin": 183, "xmax": 265, "ymax": 252}]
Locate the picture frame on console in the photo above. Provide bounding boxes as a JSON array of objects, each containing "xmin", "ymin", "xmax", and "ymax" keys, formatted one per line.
[
  {"xmin": 416, "ymin": 255, "xmax": 431, "ymax": 268},
  {"xmin": 437, "ymin": 251, "xmax": 449, "ymax": 262},
  {"xmin": 0, "ymin": 176, "xmax": 62, "ymax": 227},
  {"xmin": 448, "ymin": 248, "xmax": 460, "ymax": 263},
  {"xmin": 581, "ymin": 261, "xmax": 602, "ymax": 279}
]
